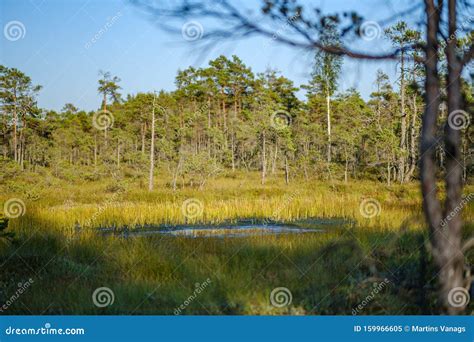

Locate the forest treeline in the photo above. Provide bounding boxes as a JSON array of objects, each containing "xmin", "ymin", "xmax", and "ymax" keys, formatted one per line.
[{"xmin": 0, "ymin": 23, "xmax": 472, "ymax": 188}]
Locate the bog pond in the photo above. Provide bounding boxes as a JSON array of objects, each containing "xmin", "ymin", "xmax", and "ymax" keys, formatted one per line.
[{"xmin": 97, "ymin": 218, "xmax": 352, "ymax": 238}]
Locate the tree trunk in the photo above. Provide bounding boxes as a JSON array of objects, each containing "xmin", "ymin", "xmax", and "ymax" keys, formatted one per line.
[
  {"xmin": 141, "ymin": 122, "xmax": 146, "ymax": 156},
  {"xmin": 326, "ymin": 93, "xmax": 331, "ymax": 163},
  {"xmin": 271, "ymin": 141, "xmax": 278, "ymax": 174},
  {"xmin": 421, "ymin": 0, "xmax": 465, "ymax": 314},
  {"xmin": 13, "ymin": 96, "xmax": 18, "ymax": 163},
  {"xmin": 441, "ymin": 0, "xmax": 465, "ymax": 315},
  {"xmin": 405, "ymin": 94, "xmax": 418, "ymax": 181},
  {"xmin": 261, "ymin": 131, "xmax": 266, "ymax": 185},
  {"xmin": 231, "ymin": 134, "xmax": 235, "ymax": 172},
  {"xmin": 399, "ymin": 50, "xmax": 407, "ymax": 183},
  {"xmin": 344, "ymin": 158, "xmax": 349, "ymax": 183},
  {"xmin": 172, "ymin": 152, "xmax": 183, "ymax": 191},
  {"xmin": 19, "ymin": 121, "xmax": 24, "ymax": 169},
  {"xmin": 207, "ymin": 96, "xmax": 211, "ymax": 157},
  {"xmin": 284, "ymin": 155, "xmax": 289, "ymax": 185},
  {"xmin": 148, "ymin": 94, "xmax": 156, "ymax": 191},
  {"xmin": 387, "ymin": 161, "xmax": 391, "ymax": 186},
  {"xmin": 222, "ymin": 95, "xmax": 227, "ymax": 149}
]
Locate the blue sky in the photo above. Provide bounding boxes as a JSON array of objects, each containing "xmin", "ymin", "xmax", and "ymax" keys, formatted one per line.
[{"xmin": 0, "ymin": 0, "xmax": 416, "ymax": 111}]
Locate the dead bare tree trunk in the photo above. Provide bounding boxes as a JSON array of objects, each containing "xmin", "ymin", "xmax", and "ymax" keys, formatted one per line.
[
  {"xmin": 399, "ymin": 50, "xmax": 407, "ymax": 183},
  {"xmin": 103, "ymin": 93, "xmax": 108, "ymax": 149},
  {"xmin": 326, "ymin": 93, "xmax": 331, "ymax": 163},
  {"xmin": 405, "ymin": 94, "xmax": 418, "ymax": 181},
  {"xmin": 387, "ymin": 161, "xmax": 391, "ymax": 186},
  {"xmin": 12, "ymin": 98, "xmax": 18, "ymax": 163},
  {"xmin": 207, "ymin": 96, "xmax": 212, "ymax": 157},
  {"xmin": 261, "ymin": 131, "xmax": 266, "ymax": 185},
  {"xmin": 148, "ymin": 93, "xmax": 157, "ymax": 191},
  {"xmin": 271, "ymin": 141, "xmax": 278, "ymax": 174},
  {"xmin": 19, "ymin": 120, "xmax": 25, "ymax": 169},
  {"xmin": 231, "ymin": 133, "xmax": 235, "ymax": 172}
]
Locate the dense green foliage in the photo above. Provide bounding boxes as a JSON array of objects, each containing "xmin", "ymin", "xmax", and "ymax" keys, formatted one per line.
[{"xmin": 1, "ymin": 55, "xmax": 472, "ymax": 187}]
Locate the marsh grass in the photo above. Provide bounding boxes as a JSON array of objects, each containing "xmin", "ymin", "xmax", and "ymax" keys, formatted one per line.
[{"xmin": 0, "ymin": 172, "xmax": 473, "ymax": 314}]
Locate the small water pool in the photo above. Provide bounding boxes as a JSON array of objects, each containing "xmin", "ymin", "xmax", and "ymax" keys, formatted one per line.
[
  {"xmin": 99, "ymin": 224, "xmax": 322, "ymax": 239},
  {"xmin": 97, "ymin": 218, "xmax": 351, "ymax": 239}
]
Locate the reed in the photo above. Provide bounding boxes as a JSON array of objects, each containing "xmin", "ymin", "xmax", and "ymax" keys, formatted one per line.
[{"xmin": 0, "ymin": 173, "xmax": 472, "ymax": 315}]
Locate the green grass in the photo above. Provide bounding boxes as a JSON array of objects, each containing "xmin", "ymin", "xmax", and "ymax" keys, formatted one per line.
[{"xmin": 0, "ymin": 172, "xmax": 473, "ymax": 315}]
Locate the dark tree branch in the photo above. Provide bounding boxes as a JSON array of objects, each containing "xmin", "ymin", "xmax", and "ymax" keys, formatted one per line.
[{"xmin": 131, "ymin": 0, "xmax": 423, "ymax": 61}]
